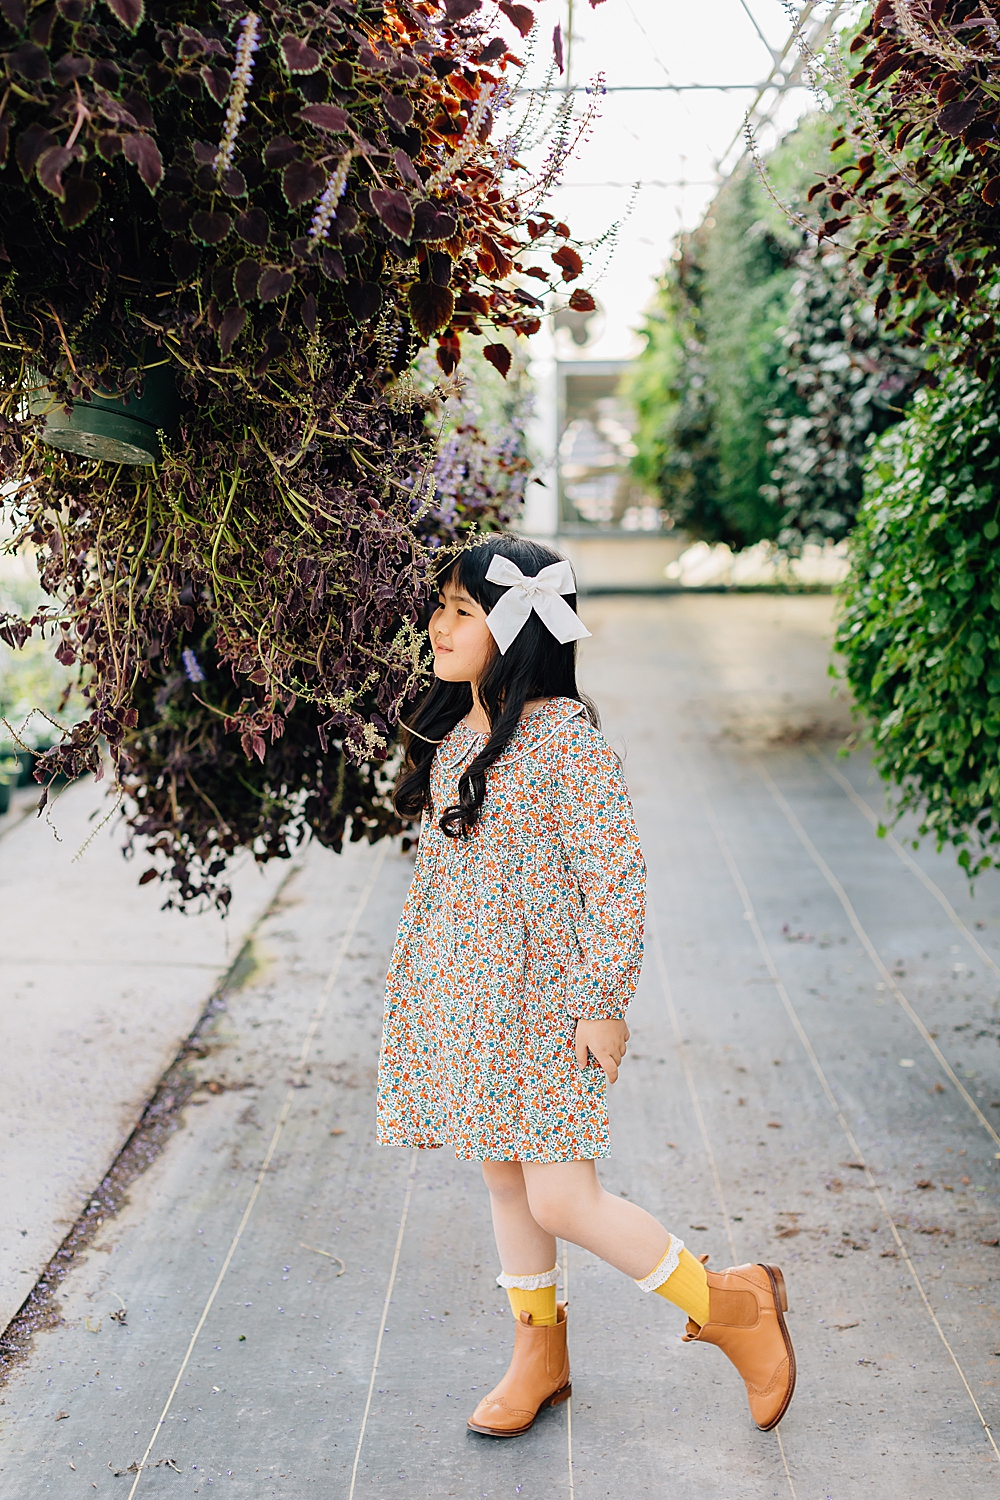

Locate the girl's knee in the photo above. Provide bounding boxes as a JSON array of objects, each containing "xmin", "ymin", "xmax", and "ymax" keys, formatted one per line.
[
  {"xmin": 523, "ymin": 1180, "xmax": 579, "ymax": 1238},
  {"xmin": 482, "ymin": 1160, "xmax": 526, "ymax": 1201}
]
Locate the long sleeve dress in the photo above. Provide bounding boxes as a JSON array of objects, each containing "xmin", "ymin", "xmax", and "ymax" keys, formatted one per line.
[{"xmin": 376, "ymin": 696, "xmax": 646, "ymax": 1163}]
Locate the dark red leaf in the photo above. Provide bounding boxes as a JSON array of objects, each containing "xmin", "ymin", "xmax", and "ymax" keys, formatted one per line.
[
  {"xmin": 371, "ymin": 188, "xmax": 413, "ymax": 242},
  {"xmin": 201, "ymin": 63, "xmax": 231, "ymax": 104},
  {"xmin": 57, "ymin": 175, "xmax": 100, "ymax": 228},
  {"xmin": 235, "ymin": 207, "xmax": 271, "ymax": 246},
  {"xmin": 412, "ymin": 201, "xmax": 457, "ymax": 242},
  {"xmin": 258, "ymin": 267, "xmax": 294, "ymax": 302},
  {"xmin": 319, "ymin": 248, "xmax": 346, "ymax": 281},
  {"xmin": 394, "ymin": 148, "xmax": 421, "ymax": 186},
  {"xmin": 868, "ymin": 52, "xmax": 902, "ymax": 87},
  {"xmin": 170, "ymin": 239, "xmax": 200, "ymax": 278},
  {"xmin": 190, "ymin": 209, "xmax": 232, "ymax": 244},
  {"xmin": 478, "ymin": 37, "xmax": 506, "ymax": 63},
  {"xmin": 280, "ymin": 35, "xmax": 321, "ymax": 74},
  {"xmin": 36, "ymin": 145, "xmax": 77, "ymax": 199},
  {"xmin": 300, "ymin": 292, "xmax": 317, "ymax": 334},
  {"xmin": 235, "ymin": 259, "xmax": 262, "ymax": 302},
  {"xmin": 122, "ymin": 133, "xmax": 163, "ymax": 192},
  {"xmin": 8, "ymin": 42, "xmax": 50, "ymax": 80},
  {"xmin": 138, "ymin": 868, "xmax": 159, "ymax": 886},
  {"xmin": 0, "ymin": 0, "xmax": 26, "ymax": 27},
  {"xmin": 29, "ymin": 2, "xmax": 55, "ymax": 43},
  {"xmin": 345, "ymin": 281, "xmax": 384, "ymax": 321},
  {"xmin": 220, "ymin": 166, "xmax": 247, "ymax": 198},
  {"xmin": 483, "ymin": 343, "xmax": 512, "ymax": 378},
  {"xmin": 982, "ymin": 177, "xmax": 1000, "ymax": 207},
  {"xmin": 498, "ymin": 1, "xmax": 535, "ymax": 37},
  {"xmin": 218, "ymin": 304, "xmax": 247, "ymax": 357},
  {"xmin": 444, "ymin": 0, "xmax": 481, "ymax": 16},
  {"xmin": 53, "ymin": 53, "xmax": 91, "ymax": 84},
  {"xmin": 105, "ymin": 0, "xmax": 143, "ymax": 26},
  {"xmin": 0, "ymin": 121, "xmax": 8, "ymax": 171},
  {"xmin": 253, "ymin": 327, "xmax": 290, "ymax": 377},
  {"xmin": 407, "ymin": 281, "xmax": 453, "ymax": 337},
  {"xmin": 96, "ymin": 132, "xmax": 123, "ymax": 161},
  {"xmin": 568, "ymin": 287, "xmax": 596, "ymax": 312},
  {"xmin": 551, "ymin": 244, "xmax": 582, "ymax": 281},
  {"xmin": 264, "ymin": 135, "xmax": 300, "ymax": 169},
  {"xmin": 436, "ymin": 341, "xmax": 459, "ymax": 375},
  {"xmin": 482, "ymin": 234, "xmax": 513, "ymax": 277},
  {"xmin": 282, "ymin": 159, "xmax": 326, "ymax": 208},
  {"xmin": 938, "ymin": 91, "xmax": 982, "ymax": 137},
  {"xmin": 381, "ymin": 90, "xmax": 414, "ymax": 129},
  {"xmin": 117, "ymin": 91, "xmax": 152, "ymax": 131},
  {"xmin": 552, "ymin": 22, "xmax": 564, "ymax": 73},
  {"xmin": 298, "ymin": 104, "xmax": 349, "ymax": 133}
]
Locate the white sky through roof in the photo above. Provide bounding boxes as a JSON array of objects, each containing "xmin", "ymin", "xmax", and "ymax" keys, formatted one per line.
[{"xmin": 508, "ymin": 0, "xmax": 844, "ymax": 358}]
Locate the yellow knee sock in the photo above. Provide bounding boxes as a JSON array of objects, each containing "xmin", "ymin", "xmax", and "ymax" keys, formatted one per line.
[
  {"xmin": 497, "ymin": 1267, "xmax": 558, "ymax": 1327},
  {"xmin": 635, "ymin": 1238, "xmax": 710, "ymax": 1327}
]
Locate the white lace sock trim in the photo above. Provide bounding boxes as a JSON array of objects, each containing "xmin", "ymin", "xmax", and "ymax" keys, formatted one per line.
[
  {"xmin": 634, "ymin": 1235, "xmax": 685, "ymax": 1293},
  {"xmin": 496, "ymin": 1266, "xmax": 559, "ymax": 1291}
]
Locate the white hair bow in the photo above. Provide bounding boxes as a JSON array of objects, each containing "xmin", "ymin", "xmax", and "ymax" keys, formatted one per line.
[{"xmin": 484, "ymin": 554, "xmax": 592, "ymax": 654}]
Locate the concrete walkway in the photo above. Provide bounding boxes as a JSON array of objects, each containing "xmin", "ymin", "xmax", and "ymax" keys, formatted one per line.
[{"xmin": 1, "ymin": 594, "xmax": 999, "ymax": 1498}]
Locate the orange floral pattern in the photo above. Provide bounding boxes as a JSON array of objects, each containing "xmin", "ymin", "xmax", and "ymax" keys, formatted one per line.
[{"xmin": 377, "ymin": 698, "xmax": 646, "ymax": 1162}]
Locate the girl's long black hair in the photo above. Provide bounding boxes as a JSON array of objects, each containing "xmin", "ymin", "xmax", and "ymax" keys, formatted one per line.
[{"xmin": 394, "ymin": 534, "xmax": 597, "ymax": 838}]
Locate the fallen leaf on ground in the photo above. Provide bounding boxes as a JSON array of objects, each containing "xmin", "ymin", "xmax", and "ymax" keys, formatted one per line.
[
  {"xmin": 776, "ymin": 1227, "xmax": 801, "ymax": 1239},
  {"xmin": 767, "ymin": 1122, "xmax": 783, "ymax": 1129},
  {"xmin": 915, "ymin": 1180, "xmax": 935, "ymax": 1189},
  {"xmin": 981, "ymin": 1238, "xmax": 1000, "ymax": 1247},
  {"xmin": 842, "ymin": 1162, "xmax": 865, "ymax": 1170},
  {"xmin": 330, "ymin": 1128, "xmax": 345, "ymax": 1136},
  {"xmin": 55, "ymin": 1410, "xmax": 68, "ymax": 1420},
  {"xmin": 835, "ymin": 1322, "xmax": 859, "ymax": 1331}
]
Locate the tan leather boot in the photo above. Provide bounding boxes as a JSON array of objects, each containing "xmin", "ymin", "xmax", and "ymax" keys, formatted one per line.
[
  {"xmin": 682, "ymin": 1263, "xmax": 795, "ymax": 1430},
  {"xmin": 467, "ymin": 1302, "xmax": 571, "ymax": 1437}
]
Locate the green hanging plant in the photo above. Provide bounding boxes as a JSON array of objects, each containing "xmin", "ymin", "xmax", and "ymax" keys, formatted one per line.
[
  {"xmin": 836, "ymin": 361, "xmax": 1000, "ymax": 877},
  {"xmin": 0, "ymin": 0, "xmax": 595, "ymax": 908}
]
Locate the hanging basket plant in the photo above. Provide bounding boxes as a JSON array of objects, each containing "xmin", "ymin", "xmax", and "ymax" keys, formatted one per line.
[{"xmin": 0, "ymin": 0, "xmax": 597, "ymax": 908}]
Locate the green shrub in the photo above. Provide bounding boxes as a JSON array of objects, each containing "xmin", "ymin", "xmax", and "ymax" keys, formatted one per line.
[{"xmin": 836, "ymin": 363, "xmax": 1000, "ymax": 874}]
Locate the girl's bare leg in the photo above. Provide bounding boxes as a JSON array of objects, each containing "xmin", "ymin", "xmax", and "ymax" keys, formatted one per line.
[
  {"xmin": 482, "ymin": 1160, "xmax": 558, "ymax": 1274},
  {"xmin": 520, "ymin": 1159, "xmax": 670, "ymax": 1278}
]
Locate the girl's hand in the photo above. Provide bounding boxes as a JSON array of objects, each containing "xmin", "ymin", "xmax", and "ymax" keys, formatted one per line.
[{"xmin": 574, "ymin": 1018, "xmax": 630, "ymax": 1084}]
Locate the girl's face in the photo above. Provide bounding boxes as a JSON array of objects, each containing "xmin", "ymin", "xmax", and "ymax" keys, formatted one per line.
[{"xmin": 429, "ymin": 575, "xmax": 495, "ymax": 685}]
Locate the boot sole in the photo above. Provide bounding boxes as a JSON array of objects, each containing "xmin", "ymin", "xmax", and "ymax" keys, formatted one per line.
[
  {"xmin": 467, "ymin": 1382, "xmax": 572, "ymax": 1438},
  {"xmin": 754, "ymin": 1264, "xmax": 796, "ymax": 1432}
]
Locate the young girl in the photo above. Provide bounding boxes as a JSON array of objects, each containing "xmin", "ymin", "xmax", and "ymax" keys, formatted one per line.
[{"xmin": 377, "ymin": 535, "xmax": 795, "ymax": 1437}]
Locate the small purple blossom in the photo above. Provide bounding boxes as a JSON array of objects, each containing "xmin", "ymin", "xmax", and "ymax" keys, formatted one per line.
[{"xmin": 182, "ymin": 647, "xmax": 206, "ymax": 683}]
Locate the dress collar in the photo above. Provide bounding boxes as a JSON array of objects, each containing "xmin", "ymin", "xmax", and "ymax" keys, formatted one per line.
[{"xmin": 436, "ymin": 697, "xmax": 587, "ymax": 772}]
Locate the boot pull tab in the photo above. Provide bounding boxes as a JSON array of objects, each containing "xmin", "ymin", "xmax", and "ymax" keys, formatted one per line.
[{"xmin": 519, "ymin": 1310, "xmax": 534, "ymax": 1325}]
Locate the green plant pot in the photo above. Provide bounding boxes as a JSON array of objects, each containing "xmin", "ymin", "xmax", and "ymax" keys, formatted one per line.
[
  {"xmin": 29, "ymin": 364, "xmax": 180, "ymax": 465},
  {"xmin": 0, "ymin": 780, "xmax": 10, "ymax": 816}
]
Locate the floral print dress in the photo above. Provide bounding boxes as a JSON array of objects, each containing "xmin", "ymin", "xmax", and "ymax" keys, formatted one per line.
[{"xmin": 377, "ymin": 697, "xmax": 646, "ymax": 1162}]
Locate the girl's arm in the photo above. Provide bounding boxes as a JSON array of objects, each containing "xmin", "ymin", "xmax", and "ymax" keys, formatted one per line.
[{"xmin": 552, "ymin": 724, "xmax": 646, "ymax": 1022}]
